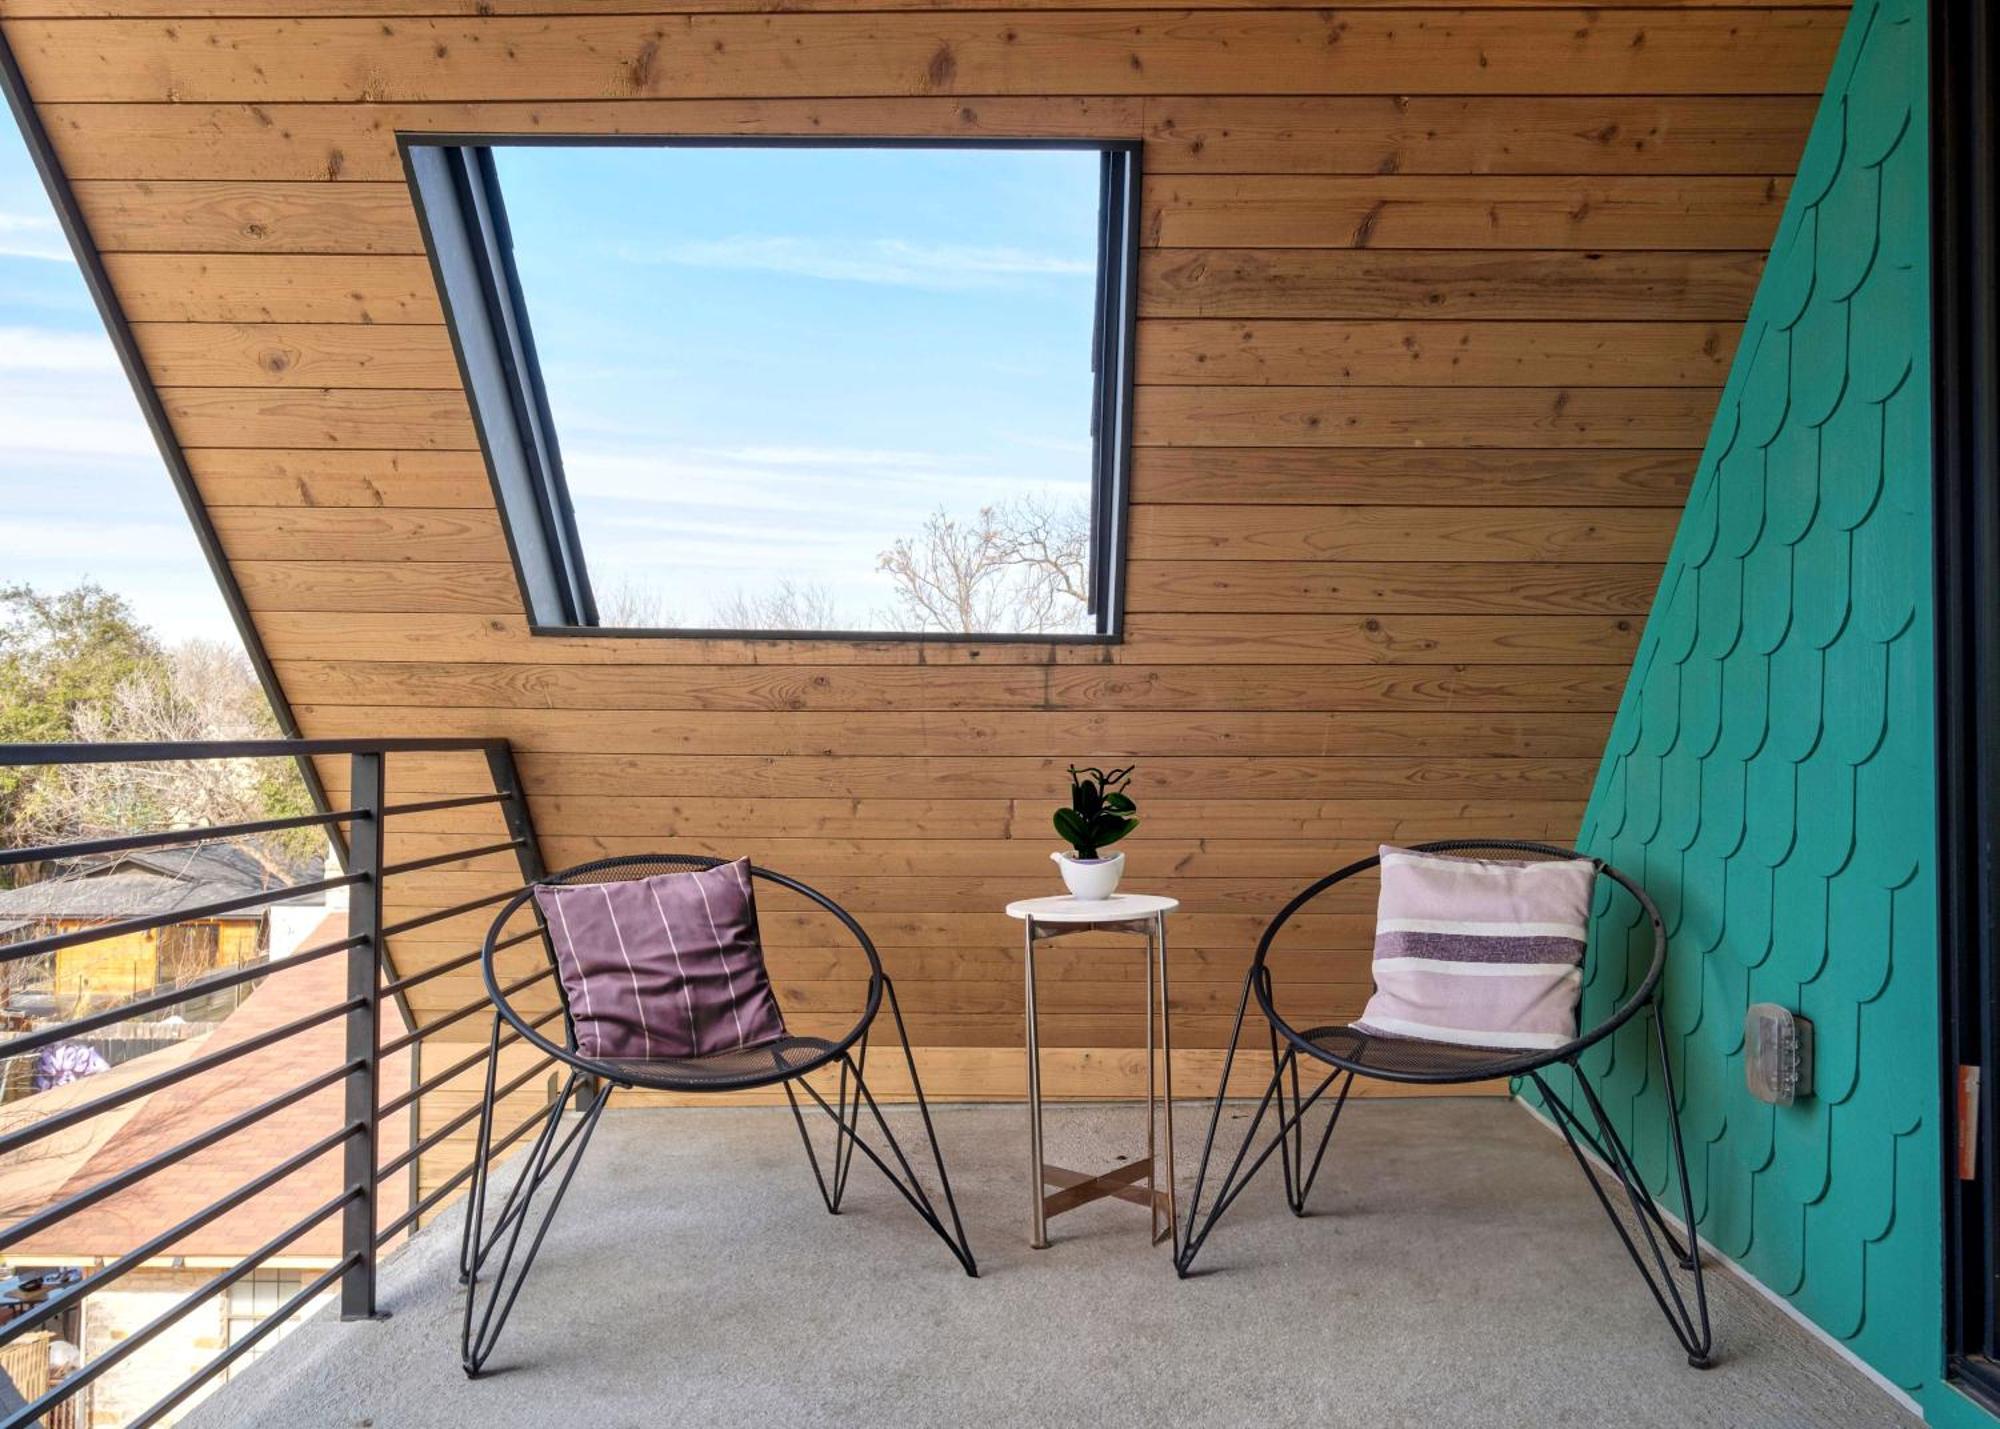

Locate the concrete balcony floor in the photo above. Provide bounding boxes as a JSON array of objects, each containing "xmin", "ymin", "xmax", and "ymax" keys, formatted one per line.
[{"xmin": 187, "ymin": 1099, "xmax": 1915, "ymax": 1429}]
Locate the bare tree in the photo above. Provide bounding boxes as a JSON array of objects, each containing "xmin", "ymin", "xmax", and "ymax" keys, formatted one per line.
[
  {"xmin": 708, "ymin": 579, "xmax": 842, "ymax": 632},
  {"xmin": 596, "ymin": 576, "xmax": 676, "ymax": 629},
  {"xmin": 876, "ymin": 494, "xmax": 1092, "ymax": 635},
  {"xmin": 21, "ymin": 640, "xmax": 319, "ymax": 880},
  {"xmin": 992, "ymin": 492, "xmax": 1091, "ymax": 625}
]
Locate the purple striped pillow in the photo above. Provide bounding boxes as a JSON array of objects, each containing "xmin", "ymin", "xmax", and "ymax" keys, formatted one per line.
[
  {"xmin": 1352, "ymin": 845, "xmax": 1597, "ymax": 1052},
  {"xmin": 533, "ymin": 859, "xmax": 787, "ymax": 1061}
]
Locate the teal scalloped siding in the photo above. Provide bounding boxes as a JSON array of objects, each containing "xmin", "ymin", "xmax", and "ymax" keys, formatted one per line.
[{"xmin": 1537, "ymin": 0, "xmax": 1979, "ymax": 1416}]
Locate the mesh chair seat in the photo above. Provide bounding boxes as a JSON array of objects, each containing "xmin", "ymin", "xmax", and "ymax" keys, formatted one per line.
[
  {"xmin": 462, "ymin": 854, "xmax": 976, "ymax": 1377},
  {"xmin": 596, "ymin": 1035, "xmax": 841, "ymax": 1092},
  {"xmin": 1177, "ymin": 841, "xmax": 1710, "ymax": 1370},
  {"xmin": 1299, "ymin": 1024, "xmax": 1535, "ymax": 1083}
]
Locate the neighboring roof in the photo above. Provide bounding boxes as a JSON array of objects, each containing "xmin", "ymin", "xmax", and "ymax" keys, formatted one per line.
[
  {"xmin": 0, "ymin": 1039, "xmax": 210, "ymax": 1231},
  {"xmin": 0, "ymin": 844, "xmax": 318, "ymax": 925},
  {"xmin": 0, "ymin": 914, "xmax": 410, "ymax": 1263}
]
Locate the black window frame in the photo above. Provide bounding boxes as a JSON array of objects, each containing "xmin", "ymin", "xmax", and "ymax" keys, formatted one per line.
[
  {"xmin": 1936, "ymin": 0, "xmax": 2000, "ymax": 1409},
  {"xmin": 400, "ymin": 133, "xmax": 1142, "ymax": 644}
]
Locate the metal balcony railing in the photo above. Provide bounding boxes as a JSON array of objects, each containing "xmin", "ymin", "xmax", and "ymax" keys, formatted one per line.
[{"xmin": 0, "ymin": 738, "xmax": 558, "ymax": 1429}]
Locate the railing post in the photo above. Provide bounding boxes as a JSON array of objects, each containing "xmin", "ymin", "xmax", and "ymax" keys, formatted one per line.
[
  {"xmin": 482, "ymin": 745, "xmax": 586, "ymax": 1109},
  {"xmin": 483, "ymin": 743, "xmax": 546, "ymax": 884},
  {"xmin": 341, "ymin": 751, "xmax": 389, "ymax": 1321}
]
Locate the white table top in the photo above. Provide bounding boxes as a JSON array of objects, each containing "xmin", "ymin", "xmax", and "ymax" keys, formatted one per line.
[{"xmin": 1004, "ymin": 893, "xmax": 1178, "ymax": 923}]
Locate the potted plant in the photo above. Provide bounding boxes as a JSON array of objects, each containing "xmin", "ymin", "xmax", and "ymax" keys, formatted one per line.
[{"xmin": 1052, "ymin": 764, "xmax": 1139, "ymax": 900}]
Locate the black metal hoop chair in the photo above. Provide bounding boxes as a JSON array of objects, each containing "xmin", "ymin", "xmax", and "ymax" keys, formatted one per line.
[
  {"xmin": 457, "ymin": 854, "xmax": 977, "ymax": 1377},
  {"xmin": 1174, "ymin": 839, "xmax": 1712, "ymax": 1368}
]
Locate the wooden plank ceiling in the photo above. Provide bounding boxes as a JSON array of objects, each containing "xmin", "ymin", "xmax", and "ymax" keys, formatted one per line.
[{"xmin": 3, "ymin": 0, "xmax": 1844, "ymax": 1100}]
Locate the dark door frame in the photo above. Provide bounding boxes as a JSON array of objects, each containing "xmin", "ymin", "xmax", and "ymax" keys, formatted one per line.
[{"xmin": 1935, "ymin": 0, "xmax": 2000, "ymax": 1403}]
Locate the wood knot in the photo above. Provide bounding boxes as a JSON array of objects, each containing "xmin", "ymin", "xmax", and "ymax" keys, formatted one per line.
[
  {"xmin": 925, "ymin": 42, "xmax": 958, "ymax": 90},
  {"xmin": 626, "ymin": 39, "xmax": 660, "ymax": 92}
]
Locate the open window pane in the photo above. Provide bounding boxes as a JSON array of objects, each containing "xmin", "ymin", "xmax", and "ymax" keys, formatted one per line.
[{"xmin": 411, "ymin": 140, "xmax": 1137, "ymax": 639}]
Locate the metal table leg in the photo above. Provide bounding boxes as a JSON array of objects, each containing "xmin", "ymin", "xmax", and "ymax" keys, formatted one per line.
[
  {"xmin": 1146, "ymin": 914, "xmax": 1158, "ymax": 1243},
  {"xmin": 1158, "ymin": 910, "xmax": 1179, "ymax": 1255},
  {"xmin": 1025, "ymin": 915, "xmax": 1048, "ymax": 1250},
  {"xmin": 1020, "ymin": 908, "xmax": 1178, "ymax": 1250}
]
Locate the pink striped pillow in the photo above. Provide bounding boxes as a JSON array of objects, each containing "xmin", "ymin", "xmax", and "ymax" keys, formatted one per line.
[
  {"xmin": 1352, "ymin": 845, "xmax": 1597, "ymax": 1052},
  {"xmin": 533, "ymin": 859, "xmax": 787, "ymax": 1061}
]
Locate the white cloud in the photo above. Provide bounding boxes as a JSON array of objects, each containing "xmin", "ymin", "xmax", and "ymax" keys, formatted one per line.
[
  {"xmin": 1004, "ymin": 433, "xmax": 1092, "ymax": 458},
  {"xmin": 709, "ymin": 444, "xmax": 945, "ymax": 470},
  {"xmin": 0, "ymin": 325, "xmax": 119, "ymax": 373},
  {"xmin": 0, "ymin": 515, "xmax": 190, "ymax": 561},
  {"xmin": 616, "ymin": 236, "xmax": 1093, "ymax": 291},
  {"xmin": 563, "ymin": 443, "xmax": 1086, "ymax": 516},
  {"xmin": 0, "ymin": 209, "xmax": 71, "ymax": 263},
  {"xmin": 0, "ymin": 381, "xmax": 153, "ymax": 461}
]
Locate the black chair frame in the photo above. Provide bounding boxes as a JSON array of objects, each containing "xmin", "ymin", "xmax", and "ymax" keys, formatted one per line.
[
  {"xmin": 1173, "ymin": 839, "xmax": 1713, "ymax": 1368},
  {"xmin": 458, "ymin": 854, "xmax": 977, "ymax": 1377}
]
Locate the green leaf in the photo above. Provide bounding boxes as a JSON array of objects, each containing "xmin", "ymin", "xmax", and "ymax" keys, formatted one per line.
[
  {"xmin": 1094, "ymin": 818, "xmax": 1136, "ymax": 849},
  {"xmin": 1053, "ymin": 808, "xmax": 1088, "ymax": 846},
  {"xmin": 1103, "ymin": 792, "xmax": 1136, "ymax": 813}
]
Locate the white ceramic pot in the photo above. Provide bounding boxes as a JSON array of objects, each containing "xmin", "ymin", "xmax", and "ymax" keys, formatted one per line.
[{"xmin": 1053, "ymin": 850, "xmax": 1125, "ymax": 900}]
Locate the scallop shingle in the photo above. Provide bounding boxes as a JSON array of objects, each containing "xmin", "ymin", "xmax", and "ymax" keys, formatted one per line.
[{"xmin": 1548, "ymin": 1, "xmax": 1935, "ymax": 1394}]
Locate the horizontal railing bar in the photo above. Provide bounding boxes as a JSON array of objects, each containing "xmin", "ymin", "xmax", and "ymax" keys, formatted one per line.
[
  {"xmin": 379, "ymin": 1052, "xmax": 558, "ymax": 1183},
  {"xmin": 379, "ymin": 886, "xmax": 521, "ymax": 939},
  {"xmin": 5, "ymin": 1187, "xmax": 361, "ymax": 1427},
  {"xmin": 0, "ymin": 1059, "xmax": 360, "ymax": 1255},
  {"xmin": 0, "ymin": 738, "xmax": 506, "ymax": 768},
  {"xmin": 375, "ymin": 1094, "xmax": 559, "ymax": 1245},
  {"xmin": 130, "ymin": 1251, "xmax": 360, "ymax": 1429},
  {"xmin": 378, "ymin": 1006, "xmax": 564, "ymax": 1121},
  {"xmin": 0, "ymin": 1121, "xmax": 361, "ymax": 1350},
  {"xmin": 0, "ymin": 997, "xmax": 363, "ymax": 1160},
  {"xmin": 380, "ymin": 966, "xmax": 555, "ymax": 1057},
  {"xmin": 0, "ymin": 807, "xmax": 360, "ymax": 869},
  {"xmin": 380, "ymin": 792, "xmax": 506, "ymax": 819},
  {"xmin": 380, "ymin": 837, "xmax": 525, "ymax": 879},
  {"xmin": 1, "ymin": 872, "xmax": 361, "ymax": 964},
  {"xmin": 380, "ymin": 944, "xmax": 483, "ymax": 995},
  {"xmin": 379, "ymin": 929, "xmax": 538, "ymax": 998},
  {"xmin": 0, "ymin": 938, "xmax": 358, "ymax": 1063}
]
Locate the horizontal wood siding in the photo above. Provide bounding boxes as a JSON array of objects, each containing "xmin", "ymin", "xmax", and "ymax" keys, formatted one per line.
[{"xmin": 3, "ymin": 0, "xmax": 1836, "ymax": 1151}]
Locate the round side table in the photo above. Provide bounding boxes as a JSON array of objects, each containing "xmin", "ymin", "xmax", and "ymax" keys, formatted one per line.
[{"xmin": 1004, "ymin": 893, "xmax": 1179, "ymax": 1253}]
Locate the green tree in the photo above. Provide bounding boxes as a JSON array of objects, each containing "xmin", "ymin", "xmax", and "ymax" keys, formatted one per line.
[
  {"xmin": 0, "ymin": 583, "xmax": 319, "ymax": 881},
  {"xmin": 0, "ymin": 581, "xmax": 162, "ymax": 832}
]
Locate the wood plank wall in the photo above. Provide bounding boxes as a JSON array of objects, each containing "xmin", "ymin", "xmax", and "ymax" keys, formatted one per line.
[{"xmin": 4, "ymin": 3, "xmax": 1841, "ymax": 1123}]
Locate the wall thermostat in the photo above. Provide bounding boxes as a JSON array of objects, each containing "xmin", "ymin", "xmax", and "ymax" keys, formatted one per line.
[{"xmin": 1745, "ymin": 1004, "xmax": 1815, "ymax": 1106}]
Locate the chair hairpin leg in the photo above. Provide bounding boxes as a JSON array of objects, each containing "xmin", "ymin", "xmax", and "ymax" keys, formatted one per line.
[
  {"xmin": 834, "ymin": 1023, "xmax": 868, "ymax": 1209},
  {"xmin": 1267, "ymin": 999, "xmax": 1353, "ymax": 1219},
  {"xmin": 1527, "ymin": 1007, "xmax": 1711, "ymax": 1368},
  {"xmin": 1563, "ymin": 1055, "xmax": 1696, "ymax": 1269},
  {"xmin": 460, "ymin": 1077, "xmax": 614, "ymax": 1378},
  {"xmin": 457, "ymin": 1015, "xmax": 507, "ymax": 1286},
  {"xmin": 882, "ymin": 977, "xmax": 974, "ymax": 1272},
  {"xmin": 1269, "ymin": 1010, "xmax": 1300, "ymax": 1215},
  {"xmin": 1176, "ymin": 966, "xmax": 1261, "ymax": 1275},
  {"xmin": 780, "ymin": 982, "xmax": 977, "ymax": 1277},
  {"xmin": 461, "ymin": 1061, "xmax": 600, "ymax": 1285},
  {"xmin": 1292, "ymin": 1065, "xmax": 1353, "ymax": 1213},
  {"xmin": 1176, "ymin": 983, "xmax": 1345, "ymax": 1277},
  {"xmin": 785, "ymin": 1025, "xmax": 867, "ymax": 1215},
  {"xmin": 789, "ymin": 1055, "xmax": 979, "ymax": 1276}
]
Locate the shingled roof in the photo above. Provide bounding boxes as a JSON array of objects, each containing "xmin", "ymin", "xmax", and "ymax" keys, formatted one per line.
[
  {"xmin": 0, "ymin": 845, "xmax": 320, "ymax": 926},
  {"xmin": 0, "ymin": 915, "xmax": 410, "ymax": 1264}
]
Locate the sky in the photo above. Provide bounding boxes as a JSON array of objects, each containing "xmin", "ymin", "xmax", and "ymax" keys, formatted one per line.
[
  {"xmin": 0, "ymin": 119, "xmax": 236, "ymax": 646},
  {"xmin": 496, "ymin": 144, "xmax": 1102, "ymax": 631},
  {"xmin": 0, "ymin": 128, "xmax": 1102, "ymax": 644}
]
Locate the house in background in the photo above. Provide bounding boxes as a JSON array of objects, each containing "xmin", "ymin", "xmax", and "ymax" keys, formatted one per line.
[
  {"xmin": 0, "ymin": 913, "xmax": 410, "ymax": 1427},
  {"xmin": 0, "ymin": 846, "xmax": 330, "ymax": 1100}
]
